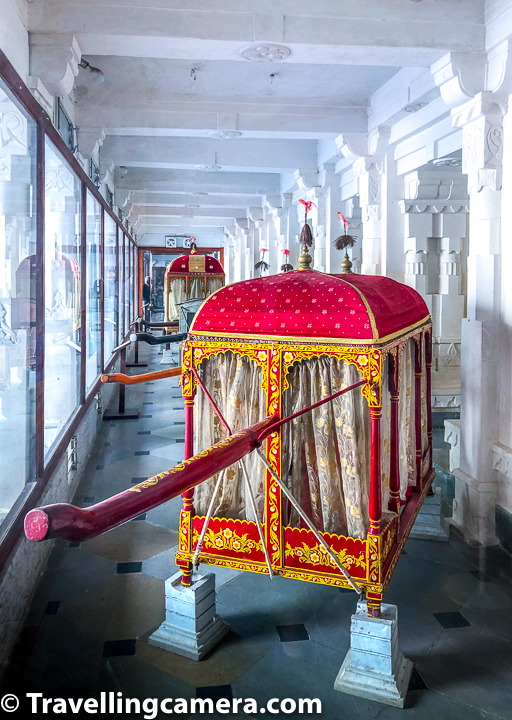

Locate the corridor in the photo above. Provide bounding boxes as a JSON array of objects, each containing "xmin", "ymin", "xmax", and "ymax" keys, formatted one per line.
[{"xmin": 2, "ymin": 343, "xmax": 512, "ymax": 719}]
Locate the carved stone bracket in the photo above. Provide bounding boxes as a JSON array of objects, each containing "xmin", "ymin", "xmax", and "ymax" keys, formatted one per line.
[
  {"xmin": 29, "ymin": 33, "xmax": 82, "ymax": 98},
  {"xmin": 452, "ymin": 93, "xmax": 507, "ymax": 193},
  {"xmin": 77, "ymin": 127, "xmax": 105, "ymax": 160},
  {"xmin": 431, "ymin": 52, "xmax": 485, "ymax": 109},
  {"xmin": 294, "ymin": 169, "xmax": 320, "ymax": 191},
  {"xmin": 492, "ymin": 442, "xmax": 512, "ymax": 479}
]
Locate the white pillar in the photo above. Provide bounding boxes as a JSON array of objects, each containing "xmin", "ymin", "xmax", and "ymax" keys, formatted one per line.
[
  {"xmin": 450, "ymin": 93, "xmax": 505, "ymax": 545},
  {"xmin": 400, "ymin": 168, "xmax": 469, "ymax": 410},
  {"xmin": 354, "ymin": 158, "xmax": 383, "ymax": 275}
]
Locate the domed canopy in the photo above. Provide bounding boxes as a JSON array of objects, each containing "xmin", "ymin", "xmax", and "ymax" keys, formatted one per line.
[
  {"xmin": 165, "ymin": 253, "xmax": 224, "ymax": 276},
  {"xmin": 190, "ymin": 269, "xmax": 429, "ymax": 344}
]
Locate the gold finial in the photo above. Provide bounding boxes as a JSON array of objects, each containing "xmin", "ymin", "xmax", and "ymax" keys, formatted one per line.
[
  {"xmin": 190, "ymin": 238, "xmax": 197, "ymax": 254},
  {"xmin": 341, "ymin": 251, "xmax": 353, "ymax": 274},
  {"xmin": 298, "ymin": 245, "xmax": 312, "ymax": 270}
]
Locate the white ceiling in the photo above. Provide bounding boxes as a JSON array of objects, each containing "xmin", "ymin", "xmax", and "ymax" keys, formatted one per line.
[{"xmin": 31, "ymin": 0, "xmax": 486, "ymax": 241}]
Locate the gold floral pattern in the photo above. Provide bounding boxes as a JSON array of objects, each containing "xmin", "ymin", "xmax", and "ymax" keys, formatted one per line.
[
  {"xmin": 367, "ymin": 534, "xmax": 381, "ymax": 584},
  {"xmin": 192, "ymin": 525, "xmax": 263, "ymax": 554}
]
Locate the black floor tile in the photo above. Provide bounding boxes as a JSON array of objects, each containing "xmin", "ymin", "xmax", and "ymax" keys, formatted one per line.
[
  {"xmin": 103, "ymin": 639, "xmax": 137, "ymax": 657},
  {"xmin": 196, "ymin": 685, "xmax": 233, "ymax": 702},
  {"xmin": 338, "ymin": 588, "xmax": 353, "ymax": 594},
  {"xmin": 117, "ymin": 562, "xmax": 143, "ymax": 574},
  {"xmin": 408, "ymin": 668, "xmax": 428, "ymax": 691},
  {"xmin": 132, "ymin": 514, "xmax": 147, "ymax": 521},
  {"xmin": 69, "ymin": 542, "xmax": 80, "ymax": 548},
  {"xmin": 276, "ymin": 624, "xmax": 310, "ymax": 642},
  {"xmin": 433, "ymin": 611, "xmax": 471, "ymax": 629},
  {"xmin": 44, "ymin": 601, "xmax": 60, "ymax": 616},
  {"xmin": 131, "ymin": 477, "xmax": 148, "ymax": 484},
  {"xmin": 138, "ymin": 431, "xmax": 151, "ymax": 435},
  {"xmin": 471, "ymin": 569, "xmax": 489, "ymax": 582},
  {"xmin": 135, "ymin": 451, "xmax": 150, "ymax": 456}
]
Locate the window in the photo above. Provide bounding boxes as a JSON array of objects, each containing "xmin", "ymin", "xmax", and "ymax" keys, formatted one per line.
[
  {"xmin": 44, "ymin": 140, "xmax": 82, "ymax": 460},
  {"xmin": 0, "ymin": 81, "xmax": 37, "ymax": 527},
  {"xmin": 124, "ymin": 234, "xmax": 130, "ymax": 336},
  {"xmin": 85, "ymin": 192, "xmax": 102, "ymax": 390},
  {"xmin": 103, "ymin": 214, "xmax": 117, "ymax": 358},
  {"xmin": 133, "ymin": 245, "xmax": 138, "ymax": 320},
  {"xmin": 55, "ymin": 98, "xmax": 75, "ymax": 153},
  {"xmin": 130, "ymin": 242, "xmax": 135, "ymax": 321}
]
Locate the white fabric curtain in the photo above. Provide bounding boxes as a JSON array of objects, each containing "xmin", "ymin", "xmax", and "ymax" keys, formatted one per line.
[
  {"xmin": 421, "ymin": 337, "xmax": 429, "ymax": 454},
  {"xmin": 281, "ymin": 356, "xmax": 373, "ymax": 539},
  {"xmin": 194, "ymin": 352, "xmax": 267, "ymax": 521},
  {"xmin": 167, "ymin": 275, "xmax": 223, "ymax": 320},
  {"xmin": 206, "ymin": 277, "xmax": 223, "ymax": 297},
  {"xmin": 398, "ymin": 338, "xmax": 419, "ymax": 498},
  {"xmin": 189, "ymin": 277, "xmax": 204, "ymax": 300},
  {"xmin": 380, "ymin": 354, "xmax": 391, "ymax": 513},
  {"xmin": 167, "ymin": 277, "xmax": 186, "ymax": 321}
]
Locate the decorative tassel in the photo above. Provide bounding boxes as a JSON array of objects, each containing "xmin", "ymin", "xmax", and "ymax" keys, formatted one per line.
[
  {"xmin": 334, "ymin": 212, "xmax": 356, "ymax": 250},
  {"xmin": 298, "ymin": 199, "xmax": 316, "ymax": 248},
  {"xmin": 255, "ymin": 248, "xmax": 269, "ymax": 275},
  {"xmin": 300, "ymin": 222, "xmax": 313, "ymax": 247}
]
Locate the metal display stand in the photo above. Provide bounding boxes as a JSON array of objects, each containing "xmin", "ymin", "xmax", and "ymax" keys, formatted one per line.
[
  {"xmin": 125, "ymin": 318, "xmax": 148, "ymax": 368},
  {"xmin": 102, "ymin": 344, "xmax": 140, "ymax": 421}
]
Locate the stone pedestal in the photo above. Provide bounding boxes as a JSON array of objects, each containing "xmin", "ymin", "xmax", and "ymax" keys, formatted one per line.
[
  {"xmin": 148, "ymin": 572, "xmax": 230, "ymax": 661},
  {"xmin": 334, "ymin": 600, "xmax": 413, "ymax": 708},
  {"xmin": 452, "ymin": 467, "xmax": 499, "ymax": 546}
]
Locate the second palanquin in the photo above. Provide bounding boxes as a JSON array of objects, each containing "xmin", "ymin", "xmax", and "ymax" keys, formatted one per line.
[{"xmin": 163, "ymin": 247, "xmax": 224, "ymax": 323}]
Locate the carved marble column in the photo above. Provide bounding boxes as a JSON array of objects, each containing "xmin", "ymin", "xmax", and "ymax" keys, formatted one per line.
[
  {"xmin": 448, "ymin": 93, "xmax": 506, "ymax": 545},
  {"xmin": 335, "ymin": 196, "xmax": 363, "ymax": 274},
  {"xmin": 400, "ymin": 168, "xmax": 469, "ymax": 411},
  {"xmin": 234, "ymin": 219, "xmax": 249, "ymax": 283},
  {"xmin": 223, "ymin": 230, "xmax": 236, "ymax": 285}
]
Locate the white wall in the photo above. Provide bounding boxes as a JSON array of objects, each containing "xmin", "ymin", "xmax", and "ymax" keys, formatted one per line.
[{"xmin": 0, "ymin": 0, "xmax": 29, "ymax": 80}]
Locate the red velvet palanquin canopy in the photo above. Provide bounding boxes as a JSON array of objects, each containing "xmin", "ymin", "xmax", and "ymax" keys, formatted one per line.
[
  {"xmin": 165, "ymin": 254, "xmax": 224, "ymax": 276},
  {"xmin": 190, "ymin": 269, "xmax": 429, "ymax": 344}
]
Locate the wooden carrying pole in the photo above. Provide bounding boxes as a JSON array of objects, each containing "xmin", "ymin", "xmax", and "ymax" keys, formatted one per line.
[
  {"xmin": 24, "ymin": 379, "xmax": 369, "ymax": 545},
  {"xmin": 102, "ymin": 367, "xmax": 182, "ymax": 385},
  {"xmin": 24, "ymin": 416, "xmax": 278, "ymax": 543}
]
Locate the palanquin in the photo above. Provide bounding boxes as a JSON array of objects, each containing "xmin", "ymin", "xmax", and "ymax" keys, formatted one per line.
[
  {"xmin": 176, "ymin": 266, "xmax": 434, "ymax": 617},
  {"xmin": 163, "ymin": 247, "xmax": 224, "ymax": 323}
]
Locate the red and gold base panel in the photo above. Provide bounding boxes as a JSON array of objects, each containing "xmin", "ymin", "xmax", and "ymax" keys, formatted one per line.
[{"xmin": 176, "ymin": 465, "xmax": 434, "ymax": 599}]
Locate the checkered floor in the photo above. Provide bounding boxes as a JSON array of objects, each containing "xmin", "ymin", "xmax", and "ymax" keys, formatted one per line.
[{"xmin": 2, "ymin": 344, "xmax": 512, "ymax": 719}]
